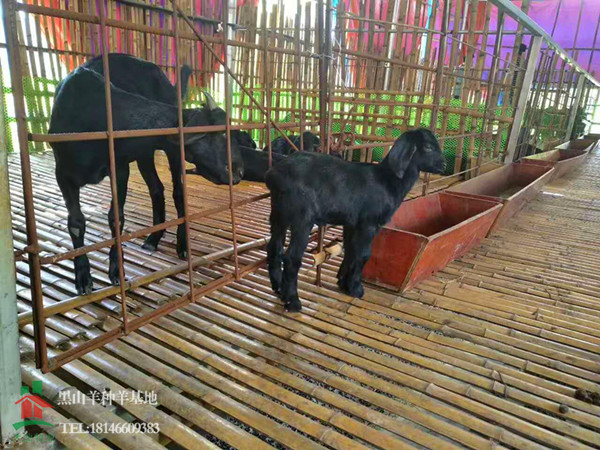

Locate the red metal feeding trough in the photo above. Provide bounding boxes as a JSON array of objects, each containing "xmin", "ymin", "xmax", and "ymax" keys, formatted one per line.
[
  {"xmin": 519, "ymin": 148, "xmax": 589, "ymax": 179},
  {"xmin": 446, "ymin": 162, "xmax": 555, "ymax": 232},
  {"xmin": 363, "ymin": 191, "xmax": 502, "ymax": 292},
  {"xmin": 554, "ymin": 138, "xmax": 597, "ymax": 152}
]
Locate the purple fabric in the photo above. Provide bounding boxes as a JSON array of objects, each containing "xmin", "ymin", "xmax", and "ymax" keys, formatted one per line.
[{"xmin": 489, "ymin": 1, "xmax": 600, "ymax": 79}]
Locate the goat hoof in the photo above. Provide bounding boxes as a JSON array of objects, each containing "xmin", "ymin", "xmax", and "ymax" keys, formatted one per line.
[
  {"xmin": 177, "ymin": 249, "xmax": 188, "ymax": 260},
  {"xmin": 76, "ymin": 272, "xmax": 93, "ymax": 296},
  {"xmin": 269, "ymin": 276, "xmax": 282, "ymax": 295},
  {"xmin": 284, "ymin": 297, "xmax": 302, "ymax": 313},
  {"xmin": 341, "ymin": 283, "xmax": 364, "ymax": 298},
  {"xmin": 76, "ymin": 281, "xmax": 93, "ymax": 296},
  {"xmin": 348, "ymin": 284, "xmax": 364, "ymax": 298},
  {"xmin": 141, "ymin": 241, "xmax": 158, "ymax": 252},
  {"xmin": 109, "ymin": 266, "xmax": 122, "ymax": 286}
]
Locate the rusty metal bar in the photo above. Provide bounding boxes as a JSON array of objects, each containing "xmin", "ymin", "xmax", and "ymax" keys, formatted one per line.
[
  {"xmin": 224, "ymin": 0, "xmax": 240, "ymax": 279},
  {"xmin": 1, "ymin": 0, "xmax": 48, "ymax": 371},
  {"xmin": 29, "ymin": 121, "xmax": 317, "ymax": 144},
  {"xmin": 172, "ymin": 1, "xmax": 196, "ymax": 302},
  {"xmin": 47, "ymin": 267, "xmax": 241, "ymax": 370},
  {"xmin": 98, "ymin": 0, "xmax": 129, "ymax": 333},
  {"xmin": 315, "ymin": 0, "xmax": 329, "ymax": 287},
  {"xmin": 38, "ymin": 192, "xmax": 270, "ymax": 266},
  {"xmin": 18, "ymin": 237, "xmax": 269, "ymax": 326}
]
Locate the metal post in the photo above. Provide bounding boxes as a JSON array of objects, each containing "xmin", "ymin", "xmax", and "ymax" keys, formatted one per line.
[
  {"xmin": 504, "ymin": 36, "xmax": 542, "ymax": 164},
  {"xmin": 566, "ymin": 75, "xmax": 585, "ymax": 140},
  {"xmin": 172, "ymin": 0, "xmax": 197, "ymax": 298},
  {"xmin": 504, "ymin": 35, "xmax": 542, "ymax": 163},
  {"xmin": 0, "ymin": 60, "xmax": 23, "ymax": 445},
  {"xmin": 1, "ymin": 0, "xmax": 47, "ymax": 371},
  {"xmin": 223, "ymin": 0, "xmax": 240, "ymax": 279},
  {"xmin": 315, "ymin": 0, "xmax": 331, "ymax": 287},
  {"xmin": 98, "ymin": 0, "xmax": 130, "ymax": 333}
]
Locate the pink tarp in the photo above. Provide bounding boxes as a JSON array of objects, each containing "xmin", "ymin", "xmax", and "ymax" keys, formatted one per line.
[
  {"xmin": 340, "ymin": 0, "xmax": 600, "ymax": 82},
  {"xmin": 514, "ymin": 0, "xmax": 600, "ymax": 78}
]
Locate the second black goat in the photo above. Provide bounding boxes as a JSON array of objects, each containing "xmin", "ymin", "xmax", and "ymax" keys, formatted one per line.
[{"xmin": 265, "ymin": 128, "xmax": 445, "ymax": 312}]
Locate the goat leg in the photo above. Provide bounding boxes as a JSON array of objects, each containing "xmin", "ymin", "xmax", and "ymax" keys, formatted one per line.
[
  {"xmin": 138, "ymin": 155, "xmax": 166, "ymax": 252},
  {"xmin": 58, "ymin": 176, "xmax": 93, "ymax": 295},
  {"xmin": 340, "ymin": 225, "xmax": 378, "ymax": 299},
  {"xmin": 108, "ymin": 164, "xmax": 130, "ymax": 286},
  {"xmin": 280, "ymin": 223, "xmax": 311, "ymax": 312},
  {"xmin": 166, "ymin": 151, "xmax": 188, "ymax": 259},
  {"xmin": 267, "ymin": 212, "xmax": 287, "ymax": 295},
  {"xmin": 337, "ymin": 226, "xmax": 354, "ymax": 292}
]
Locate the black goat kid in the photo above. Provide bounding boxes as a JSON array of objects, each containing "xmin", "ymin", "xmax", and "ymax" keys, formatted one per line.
[
  {"xmin": 50, "ymin": 62, "xmax": 242, "ymax": 295},
  {"xmin": 265, "ymin": 128, "xmax": 445, "ymax": 312}
]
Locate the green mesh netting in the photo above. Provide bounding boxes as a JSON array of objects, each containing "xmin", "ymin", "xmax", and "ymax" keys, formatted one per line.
[{"xmin": 2, "ymin": 71, "xmax": 513, "ymax": 169}]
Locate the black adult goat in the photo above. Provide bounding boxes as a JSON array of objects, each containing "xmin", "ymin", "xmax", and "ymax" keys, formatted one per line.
[
  {"xmin": 265, "ymin": 128, "xmax": 445, "ymax": 312},
  {"xmin": 50, "ymin": 60, "xmax": 243, "ymax": 295}
]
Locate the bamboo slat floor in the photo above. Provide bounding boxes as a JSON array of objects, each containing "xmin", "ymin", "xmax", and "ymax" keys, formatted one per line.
[{"xmin": 8, "ymin": 148, "xmax": 600, "ymax": 449}]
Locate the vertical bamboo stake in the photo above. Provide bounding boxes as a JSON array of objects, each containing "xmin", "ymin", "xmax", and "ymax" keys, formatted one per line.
[
  {"xmin": 262, "ymin": 0, "xmax": 272, "ymax": 166},
  {"xmin": 468, "ymin": 1, "xmax": 490, "ymax": 165},
  {"xmin": 294, "ymin": 0, "xmax": 303, "ymax": 148},
  {"xmin": 315, "ymin": 0, "xmax": 326, "ymax": 286},
  {"xmin": 455, "ymin": 0, "xmax": 479, "ymax": 174},
  {"xmin": 304, "ymin": 1, "xmax": 311, "ymax": 149},
  {"xmin": 423, "ymin": 0, "xmax": 449, "ymax": 196},
  {"xmin": 475, "ymin": 10, "xmax": 504, "ymax": 176}
]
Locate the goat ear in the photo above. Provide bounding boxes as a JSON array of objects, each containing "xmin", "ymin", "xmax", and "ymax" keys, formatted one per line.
[{"xmin": 386, "ymin": 133, "xmax": 418, "ymax": 178}]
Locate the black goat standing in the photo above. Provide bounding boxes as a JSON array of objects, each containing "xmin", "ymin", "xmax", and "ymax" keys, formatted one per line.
[
  {"xmin": 265, "ymin": 128, "xmax": 445, "ymax": 312},
  {"xmin": 50, "ymin": 56, "xmax": 243, "ymax": 295}
]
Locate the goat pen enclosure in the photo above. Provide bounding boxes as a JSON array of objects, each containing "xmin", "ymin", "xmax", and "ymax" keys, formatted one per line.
[
  {"xmin": 2, "ymin": 0, "xmax": 599, "ymax": 372},
  {"xmin": 4, "ymin": 0, "xmax": 600, "ymax": 448}
]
